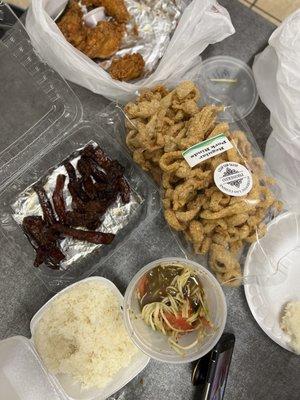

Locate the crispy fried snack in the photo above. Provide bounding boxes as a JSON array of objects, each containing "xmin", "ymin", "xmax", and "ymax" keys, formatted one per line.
[
  {"xmin": 57, "ymin": 1, "xmax": 147, "ymax": 82},
  {"xmin": 109, "ymin": 53, "xmax": 145, "ymax": 81},
  {"xmin": 124, "ymin": 81, "xmax": 282, "ymax": 286},
  {"xmin": 100, "ymin": 0, "xmax": 130, "ymax": 23},
  {"xmin": 82, "ymin": 0, "xmax": 130, "ymax": 23},
  {"xmin": 83, "ymin": 21, "xmax": 124, "ymax": 59},
  {"xmin": 57, "ymin": 0, "xmax": 87, "ymax": 51}
]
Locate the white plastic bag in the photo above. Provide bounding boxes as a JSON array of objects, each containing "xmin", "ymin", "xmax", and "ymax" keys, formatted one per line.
[
  {"xmin": 25, "ymin": 0, "xmax": 234, "ymax": 103},
  {"xmin": 253, "ymin": 10, "xmax": 300, "ymax": 211}
]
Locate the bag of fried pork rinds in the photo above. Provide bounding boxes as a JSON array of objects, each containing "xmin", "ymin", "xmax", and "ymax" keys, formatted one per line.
[{"xmin": 99, "ymin": 81, "xmax": 283, "ymax": 286}]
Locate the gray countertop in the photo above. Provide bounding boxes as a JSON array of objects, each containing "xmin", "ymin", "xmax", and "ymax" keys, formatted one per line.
[{"xmin": 1, "ymin": 1, "xmax": 299, "ymax": 399}]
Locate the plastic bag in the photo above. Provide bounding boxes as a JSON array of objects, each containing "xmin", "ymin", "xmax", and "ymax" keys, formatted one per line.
[
  {"xmin": 25, "ymin": 0, "xmax": 235, "ymax": 103},
  {"xmin": 98, "ymin": 81, "xmax": 283, "ymax": 287},
  {"xmin": 253, "ymin": 10, "xmax": 300, "ymax": 211}
]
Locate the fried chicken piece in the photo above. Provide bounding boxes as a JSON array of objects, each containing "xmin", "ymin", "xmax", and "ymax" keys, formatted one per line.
[
  {"xmin": 99, "ymin": 0, "xmax": 130, "ymax": 23},
  {"xmin": 109, "ymin": 53, "xmax": 145, "ymax": 81},
  {"xmin": 83, "ymin": 21, "xmax": 124, "ymax": 59},
  {"xmin": 82, "ymin": 0, "xmax": 130, "ymax": 23},
  {"xmin": 57, "ymin": 1, "xmax": 87, "ymax": 50}
]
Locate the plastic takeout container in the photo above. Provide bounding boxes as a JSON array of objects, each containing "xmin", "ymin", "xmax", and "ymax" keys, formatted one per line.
[
  {"xmin": 0, "ymin": 4, "xmax": 160, "ymax": 292},
  {"xmin": 123, "ymin": 257, "xmax": 227, "ymax": 364},
  {"xmin": 244, "ymin": 212, "xmax": 300, "ymax": 353},
  {"xmin": 0, "ymin": 277, "xmax": 149, "ymax": 400},
  {"xmin": 197, "ymin": 56, "xmax": 258, "ymax": 122}
]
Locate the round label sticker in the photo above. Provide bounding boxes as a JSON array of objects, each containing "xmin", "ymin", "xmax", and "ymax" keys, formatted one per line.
[{"xmin": 214, "ymin": 162, "xmax": 253, "ymax": 197}]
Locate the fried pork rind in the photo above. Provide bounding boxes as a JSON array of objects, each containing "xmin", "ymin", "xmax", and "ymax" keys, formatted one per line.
[
  {"xmin": 209, "ymin": 244, "xmax": 242, "ymax": 287},
  {"xmin": 124, "ymin": 81, "xmax": 282, "ymax": 286}
]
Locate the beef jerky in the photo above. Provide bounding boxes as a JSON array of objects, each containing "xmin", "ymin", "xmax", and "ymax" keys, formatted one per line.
[
  {"xmin": 65, "ymin": 210, "xmax": 102, "ymax": 230},
  {"xmin": 53, "ymin": 174, "xmax": 67, "ymax": 223},
  {"xmin": 34, "ymin": 186, "xmax": 56, "ymax": 226},
  {"xmin": 52, "ymin": 224, "xmax": 115, "ymax": 244},
  {"xmin": 118, "ymin": 177, "xmax": 131, "ymax": 203},
  {"xmin": 82, "ymin": 176, "xmax": 97, "ymax": 200},
  {"xmin": 82, "ymin": 144, "xmax": 111, "ymax": 171},
  {"xmin": 22, "ymin": 216, "xmax": 64, "ymax": 268},
  {"xmin": 64, "ymin": 161, "xmax": 77, "ymax": 182},
  {"xmin": 34, "ymin": 244, "xmax": 65, "ymax": 269}
]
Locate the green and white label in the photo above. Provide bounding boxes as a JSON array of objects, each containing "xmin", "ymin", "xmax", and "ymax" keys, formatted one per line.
[{"xmin": 182, "ymin": 134, "xmax": 233, "ymax": 168}]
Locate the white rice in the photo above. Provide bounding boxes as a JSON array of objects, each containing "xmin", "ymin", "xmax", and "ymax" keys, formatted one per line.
[
  {"xmin": 281, "ymin": 301, "xmax": 300, "ymax": 355},
  {"xmin": 34, "ymin": 282, "xmax": 138, "ymax": 389}
]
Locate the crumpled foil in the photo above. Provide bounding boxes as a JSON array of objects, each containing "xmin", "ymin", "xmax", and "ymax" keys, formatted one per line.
[
  {"xmin": 97, "ymin": 0, "xmax": 185, "ymax": 75},
  {"xmin": 11, "ymin": 141, "xmax": 143, "ymax": 270}
]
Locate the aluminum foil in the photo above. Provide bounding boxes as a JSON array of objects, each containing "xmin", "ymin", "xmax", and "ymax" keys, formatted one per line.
[
  {"xmin": 97, "ymin": 0, "xmax": 186, "ymax": 75},
  {"xmin": 11, "ymin": 141, "xmax": 143, "ymax": 270}
]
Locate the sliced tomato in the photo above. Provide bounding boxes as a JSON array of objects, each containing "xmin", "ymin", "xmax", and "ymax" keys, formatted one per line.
[
  {"xmin": 137, "ymin": 275, "xmax": 148, "ymax": 298},
  {"xmin": 164, "ymin": 313, "xmax": 193, "ymax": 331},
  {"xmin": 200, "ymin": 317, "xmax": 212, "ymax": 328}
]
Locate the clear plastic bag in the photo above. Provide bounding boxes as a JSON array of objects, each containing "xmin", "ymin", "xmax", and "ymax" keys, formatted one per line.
[
  {"xmin": 96, "ymin": 81, "xmax": 283, "ymax": 287},
  {"xmin": 25, "ymin": 0, "xmax": 235, "ymax": 103},
  {"xmin": 253, "ymin": 10, "xmax": 300, "ymax": 212}
]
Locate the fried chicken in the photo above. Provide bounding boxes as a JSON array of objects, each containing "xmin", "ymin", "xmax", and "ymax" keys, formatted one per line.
[
  {"xmin": 82, "ymin": 0, "xmax": 130, "ymax": 23},
  {"xmin": 57, "ymin": 0, "xmax": 142, "ymax": 80},
  {"xmin": 57, "ymin": 1, "xmax": 86, "ymax": 51},
  {"xmin": 109, "ymin": 53, "xmax": 145, "ymax": 81},
  {"xmin": 83, "ymin": 21, "xmax": 124, "ymax": 59}
]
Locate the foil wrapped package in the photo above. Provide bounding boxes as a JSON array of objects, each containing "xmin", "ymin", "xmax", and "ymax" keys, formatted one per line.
[
  {"xmin": 86, "ymin": 0, "xmax": 186, "ymax": 75},
  {"xmin": 11, "ymin": 141, "xmax": 143, "ymax": 270}
]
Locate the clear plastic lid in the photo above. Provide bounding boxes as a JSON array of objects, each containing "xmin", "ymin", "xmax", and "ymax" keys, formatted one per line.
[
  {"xmin": 196, "ymin": 56, "xmax": 258, "ymax": 122},
  {"xmin": 0, "ymin": 2, "xmax": 82, "ymax": 191}
]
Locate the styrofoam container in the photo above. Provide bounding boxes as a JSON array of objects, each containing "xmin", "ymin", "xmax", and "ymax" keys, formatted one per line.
[
  {"xmin": 123, "ymin": 258, "xmax": 227, "ymax": 364},
  {"xmin": 0, "ymin": 277, "xmax": 149, "ymax": 400},
  {"xmin": 244, "ymin": 212, "xmax": 300, "ymax": 354}
]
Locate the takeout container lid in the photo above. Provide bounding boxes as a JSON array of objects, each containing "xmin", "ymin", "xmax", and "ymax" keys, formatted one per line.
[
  {"xmin": 0, "ymin": 4, "xmax": 160, "ymax": 291},
  {"xmin": 0, "ymin": 277, "xmax": 150, "ymax": 400},
  {"xmin": 196, "ymin": 56, "xmax": 258, "ymax": 122},
  {"xmin": 244, "ymin": 212, "xmax": 300, "ymax": 354},
  {"xmin": 0, "ymin": 3, "xmax": 82, "ymax": 192},
  {"xmin": 123, "ymin": 257, "xmax": 227, "ymax": 364}
]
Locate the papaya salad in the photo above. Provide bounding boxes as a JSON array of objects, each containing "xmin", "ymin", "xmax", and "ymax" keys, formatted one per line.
[{"xmin": 137, "ymin": 262, "xmax": 213, "ymax": 353}]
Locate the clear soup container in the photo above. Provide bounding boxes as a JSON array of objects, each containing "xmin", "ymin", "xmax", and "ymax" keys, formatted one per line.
[{"xmin": 123, "ymin": 257, "xmax": 227, "ymax": 363}]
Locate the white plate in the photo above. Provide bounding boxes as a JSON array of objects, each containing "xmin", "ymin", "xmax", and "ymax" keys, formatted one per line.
[{"xmin": 244, "ymin": 212, "xmax": 300, "ymax": 354}]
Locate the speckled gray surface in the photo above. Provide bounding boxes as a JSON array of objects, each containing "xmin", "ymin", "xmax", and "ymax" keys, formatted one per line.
[{"xmin": 0, "ymin": 1, "xmax": 300, "ymax": 399}]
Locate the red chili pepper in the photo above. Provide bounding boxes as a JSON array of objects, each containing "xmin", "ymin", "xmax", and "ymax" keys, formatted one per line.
[{"xmin": 137, "ymin": 275, "xmax": 148, "ymax": 298}]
